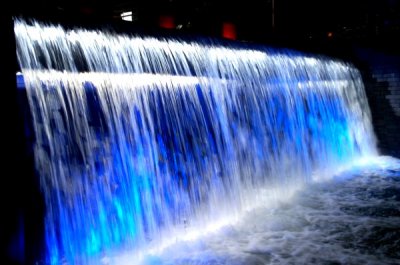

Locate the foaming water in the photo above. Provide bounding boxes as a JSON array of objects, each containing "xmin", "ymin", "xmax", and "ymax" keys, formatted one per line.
[
  {"xmin": 142, "ymin": 156, "xmax": 400, "ymax": 265},
  {"xmin": 15, "ymin": 19, "xmax": 378, "ymax": 264}
]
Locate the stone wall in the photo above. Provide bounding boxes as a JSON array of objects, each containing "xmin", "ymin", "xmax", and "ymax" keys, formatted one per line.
[{"xmin": 356, "ymin": 48, "xmax": 400, "ymax": 158}]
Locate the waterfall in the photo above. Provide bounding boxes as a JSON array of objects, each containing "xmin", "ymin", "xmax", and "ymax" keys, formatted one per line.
[{"xmin": 14, "ymin": 19, "xmax": 377, "ymax": 264}]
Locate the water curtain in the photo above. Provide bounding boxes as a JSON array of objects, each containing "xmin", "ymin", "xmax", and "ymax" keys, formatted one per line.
[{"xmin": 14, "ymin": 19, "xmax": 377, "ymax": 264}]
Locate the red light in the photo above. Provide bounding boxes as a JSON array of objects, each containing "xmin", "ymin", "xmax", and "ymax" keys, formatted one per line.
[
  {"xmin": 159, "ymin": 16, "xmax": 175, "ymax": 29},
  {"xmin": 80, "ymin": 7, "xmax": 94, "ymax": 15},
  {"xmin": 222, "ymin": 22, "xmax": 237, "ymax": 40}
]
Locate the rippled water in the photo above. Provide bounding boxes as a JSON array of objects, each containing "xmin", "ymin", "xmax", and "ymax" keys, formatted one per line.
[{"xmin": 136, "ymin": 157, "xmax": 400, "ymax": 265}]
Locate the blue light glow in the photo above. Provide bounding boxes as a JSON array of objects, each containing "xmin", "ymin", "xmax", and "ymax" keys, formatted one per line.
[{"xmin": 14, "ymin": 20, "xmax": 378, "ymax": 264}]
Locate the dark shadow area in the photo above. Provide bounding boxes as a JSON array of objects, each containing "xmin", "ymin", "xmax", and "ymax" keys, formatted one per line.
[
  {"xmin": 354, "ymin": 49, "xmax": 400, "ymax": 158},
  {"xmin": 0, "ymin": 14, "xmax": 45, "ymax": 265}
]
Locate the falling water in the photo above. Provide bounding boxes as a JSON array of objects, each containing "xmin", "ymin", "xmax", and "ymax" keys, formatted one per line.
[{"xmin": 14, "ymin": 19, "xmax": 377, "ymax": 264}]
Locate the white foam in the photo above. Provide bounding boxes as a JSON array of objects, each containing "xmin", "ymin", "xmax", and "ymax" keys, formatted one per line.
[{"xmin": 125, "ymin": 156, "xmax": 400, "ymax": 265}]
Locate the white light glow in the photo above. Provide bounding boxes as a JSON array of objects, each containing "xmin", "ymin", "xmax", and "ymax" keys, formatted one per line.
[
  {"xmin": 108, "ymin": 184, "xmax": 302, "ymax": 265},
  {"xmin": 121, "ymin": 11, "xmax": 133, "ymax": 22}
]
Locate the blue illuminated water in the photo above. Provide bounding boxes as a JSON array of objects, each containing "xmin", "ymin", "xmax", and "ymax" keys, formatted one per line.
[{"xmin": 15, "ymin": 20, "xmax": 379, "ymax": 264}]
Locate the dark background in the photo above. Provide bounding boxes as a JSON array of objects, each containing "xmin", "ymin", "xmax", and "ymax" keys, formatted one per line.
[
  {"xmin": 1, "ymin": 1, "xmax": 399, "ymax": 264},
  {"xmin": 8, "ymin": 0, "xmax": 400, "ymax": 44}
]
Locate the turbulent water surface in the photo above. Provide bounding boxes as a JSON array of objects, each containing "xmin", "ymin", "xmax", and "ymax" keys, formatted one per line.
[
  {"xmin": 13, "ymin": 19, "xmax": 392, "ymax": 265},
  {"xmin": 137, "ymin": 157, "xmax": 400, "ymax": 265}
]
